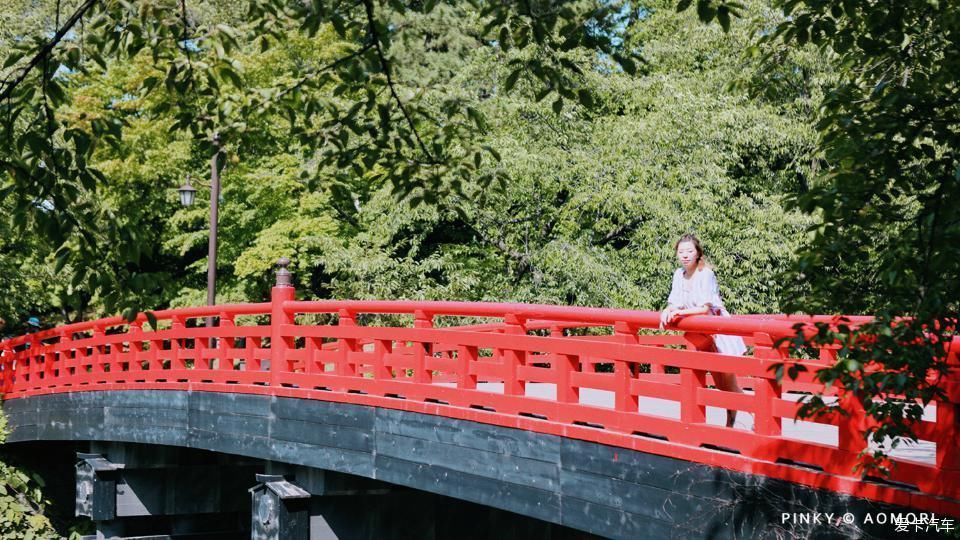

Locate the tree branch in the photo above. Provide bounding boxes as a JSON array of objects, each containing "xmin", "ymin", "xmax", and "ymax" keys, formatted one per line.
[
  {"xmin": 593, "ymin": 216, "xmax": 645, "ymax": 246},
  {"xmin": 361, "ymin": 0, "xmax": 437, "ymax": 164},
  {"xmin": 178, "ymin": 0, "xmax": 195, "ymax": 82},
  {"xmin": 0, "ymin": 0, "xmax": 100, "ymax": 102},
  {"xmin": 466, "ymin": 222, "xmax": 531, "ymax": 269},
  {"xmin": 274, "ymin": 41, "xmax": 375, "ymax": 101}
]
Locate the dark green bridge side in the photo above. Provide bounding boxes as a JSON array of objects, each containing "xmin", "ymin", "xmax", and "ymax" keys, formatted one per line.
[{"xmin": 2, "ymin": 390, "xmax": 914, "ymax": 539}]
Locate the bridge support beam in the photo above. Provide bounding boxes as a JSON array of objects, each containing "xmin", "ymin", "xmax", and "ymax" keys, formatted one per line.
[
  {"xmin": 75, "ymin": 453, "xmax": 122, "ymax": 521},
  {"xmin": 70, "ymin": 442, "xmax": 424, "ymax": 540},
  {"xmin": 249, "ymin": 475, "xmax": 310, "ymax": 540},
  {"xmin": 76, "ymin": 443, "xmax": 257, "ymax": 539}
]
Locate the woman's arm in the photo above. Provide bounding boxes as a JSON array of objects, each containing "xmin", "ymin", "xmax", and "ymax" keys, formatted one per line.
[
  {"xmin": 660, "ymin": 304, "xmax": 679, "ymax": 328},
  {"xmin": 666, "ymin": 304, "xmax": 710, "ymax": 323},
  {"xmin": 673, "ymin": 306, "xmax": 711, "ymax": 316},
  {"xmin": 702, "ymin": 268, "xmax": 724, "ymax": 312},
  {"xmin": 660, "ymin": 271, "xmax": 683, "ymax": 328},
  {"xmin": 667, "ymin": 269, "xmax": 718, "ymax": 323}
]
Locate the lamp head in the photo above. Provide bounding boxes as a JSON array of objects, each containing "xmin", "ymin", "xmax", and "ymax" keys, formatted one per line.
[{"xmin": 178, "ymin": 175, "xmax": 197, "ymax": 207}]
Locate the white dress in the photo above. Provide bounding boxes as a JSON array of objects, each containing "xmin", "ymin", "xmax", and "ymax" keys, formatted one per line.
[{"xmin": 667, "ymin": 267, "xmax": 747, "ymax": 356}]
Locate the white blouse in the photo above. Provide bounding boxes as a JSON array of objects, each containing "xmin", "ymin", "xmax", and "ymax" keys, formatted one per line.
[{"xmin": 667, "ymin": 267, "xmax": 746, "ymax": 356}]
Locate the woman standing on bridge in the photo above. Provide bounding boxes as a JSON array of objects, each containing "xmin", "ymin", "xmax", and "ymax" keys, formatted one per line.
[{"xmin": 659, "ymin": 233, "xmax": 746, "ymax": 428}]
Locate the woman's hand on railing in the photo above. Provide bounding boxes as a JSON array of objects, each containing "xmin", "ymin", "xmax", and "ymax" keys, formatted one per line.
[{"xmin": 659, "ymin": 308, "xmax": 674, "ymax": 330}]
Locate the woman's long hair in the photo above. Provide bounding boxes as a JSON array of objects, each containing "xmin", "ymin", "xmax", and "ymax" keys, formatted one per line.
[{"xmin": 674, "ymin": 233, "xmax": 712, "ymax": 270}]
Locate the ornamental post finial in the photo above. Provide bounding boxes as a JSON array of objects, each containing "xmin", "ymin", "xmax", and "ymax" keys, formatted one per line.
[{"xmin": 275, "ymin": 257, "xmax": 292, "ymax": 288}]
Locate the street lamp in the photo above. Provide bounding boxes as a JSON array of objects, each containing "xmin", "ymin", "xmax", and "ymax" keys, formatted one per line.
[
  {"xmin": 177, "ymin": 175, "xmax": 196, "ymax": 207},
  {"xmin": 178, "ymin": 134, "xmax": 223, "ymax": 326}
]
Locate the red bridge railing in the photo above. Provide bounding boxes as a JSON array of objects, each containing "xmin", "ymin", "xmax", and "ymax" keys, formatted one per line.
[{"xmin": 1, "ymin": 261, "xmax": 957, "ymax": 515}]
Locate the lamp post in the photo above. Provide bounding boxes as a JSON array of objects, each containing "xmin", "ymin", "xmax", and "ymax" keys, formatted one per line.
[{"xmin": 177, "ymin": 134, "xmax": 223, "ymax": 327}]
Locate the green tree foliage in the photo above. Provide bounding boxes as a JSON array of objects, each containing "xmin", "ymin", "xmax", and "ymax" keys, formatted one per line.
[
  {"xmin": 0, "ymin": 0, "xmax": 817, "ymax": 321},
  {"xmin": 687, "ymin": 0, "xmax": 960, "ymax": 469},
  {"xmin": 174, "ymin": 0, "xmax": 814, "ymax": 314},
  {"xmin": 0, "ymin": 413, "xmax": 59, "ymax": 539},
  {"xmin": 0, "ymin": 208, "xmax": 52, "ymax": 329},
  {"xmin": 6, "ymin": 0, "xmax": 943, "ymax": 474},
  {"xmin": 0, "ymin": 0, "xmax": 639, "ymax": 317}
]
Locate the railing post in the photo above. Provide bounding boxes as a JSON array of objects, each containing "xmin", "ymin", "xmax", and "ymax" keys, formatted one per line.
[
  {"xmin": 68, "ymin": 331, "xmax": 83, "ymax": 386},
  {"xmin": 551, "ymin": 326, "xmax": 580, "ymax": 405},
  {"xmin": 936, "ymin": 345, "xmax": 960, "ymax": 474},
  {"xmin": 502, "ymin": 314, "xmax": 526, "ymax": 396},
  {"xmin": 270, "ymin": 258, "xmax": 296, "ymax": 386},
  {"xmin": 413, "ymin": 310, "xmax": 434, "ymax": 384},
  {"xmin": 613, "ymin": 322, "xmax": 639, "ymax": 413},
  {"xmin": 40, "ymin": 335, "xmax": 55, "ymax": 387},
  {"xmin": 936, "ymin": 399, "xmax": 960, "ymax": 470},
  {"xmin": 128, "ymin": 323, "xmax": 143, "ymax": 375},
  {"xmin": 75, "ymin": 331, "xmax": 89, "ymax": 385},
  {"xmin": 55, "ymin": 330, "xmax": 73, "ymax": 387},
  {"xmin": 26, "ymin": 333, "xmax": 41, "ymax": 389},
  {"xmin": 752, "ymin": 333, "xmax": 783, "ymax": 437},
  {"xmin": 456, "ymin": 345, "xmax": 477, "ymax": 389},
  {"xmin": 556, "ymin": 353, "xmax": 580, "ymax": 404},
  {"xmin": 217, "ymin": 312, "xmax": 235, "ymax": 372},
  {"xmin": 0, "ymin": 342, "xmax": 13, "ymax": 394},
  {"xmin": 337, "ymin": 309, "xmax": 359, "ymax": 380},
  {"xmin": 89, "ymin": 325, "xmax": 105, "ymax": 382},
  {"xmin": 194, "ymin": 318, "xmax": 209, "ymax": 371},
  {"xmin": 169, "ymin": 318, "xmax": 185, "ymax": 371},
  {"xmin": 680, "ymin": 333, "xmax": 709, "ymax": 425},
  {"xmin": 107, "ymin": 327, "xmax": 120, "ymax": 376},
  {"xmin": 148, "ymin": 327, "xmax": 163, "ymax": 377},
  {"xmin": 835, "ymin": 376, "xmax": 868, "ymax": 475},
  {"xmin": 372, "ymin": 339, "xmax": 392, "ymax": 380}
]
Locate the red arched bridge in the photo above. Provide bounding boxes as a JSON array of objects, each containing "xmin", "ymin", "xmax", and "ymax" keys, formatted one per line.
[{"xmin": 1, "ymin": 261, "xmax": 957, "ymax": 538}]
